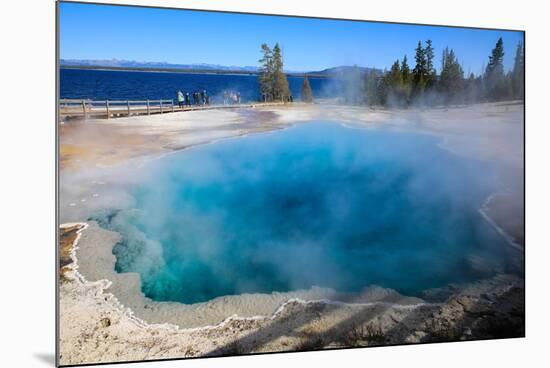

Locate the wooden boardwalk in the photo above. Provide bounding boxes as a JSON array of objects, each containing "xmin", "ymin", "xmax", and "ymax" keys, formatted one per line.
[{"xmin": 59, "ymin": 99, "xmax": 287, "ymax": 120}]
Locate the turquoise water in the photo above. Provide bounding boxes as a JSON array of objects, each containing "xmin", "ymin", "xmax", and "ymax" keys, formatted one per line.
[{"xmin": 97, "ymin": 122, "xmax": 516, "ymax": 304}]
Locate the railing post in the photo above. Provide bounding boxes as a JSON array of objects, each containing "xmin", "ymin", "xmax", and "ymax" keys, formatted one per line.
[
  {"xmin": 146, "ymin": 99, "xmax": 150, "ymax": 115},
  {"xmin": 82, "ymin": 100, "xmax": 87, "ymax": 119},
  {"xmin": 127, "ymin": 100, "xmax": 131, "ymax": 116},
  {"xmin": 106, "ymin": 100, "xmax": 110, "ymax": 119},
  {"xmin": 171, "ymin": 99, "xmax": 174, "ymax": 112},
  {"xmin": 160, "ymin": 100, "xmax": 163, "ymax": 114}
]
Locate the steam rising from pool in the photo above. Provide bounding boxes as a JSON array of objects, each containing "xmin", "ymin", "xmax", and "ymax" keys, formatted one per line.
[{"xmin": 94, "ymin": 122, "xmax": 517, "ymax": 304}]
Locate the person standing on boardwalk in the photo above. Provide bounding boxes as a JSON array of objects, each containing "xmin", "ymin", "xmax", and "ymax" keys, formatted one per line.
[
  {"xmin": 177, "ymin": 90, "xmax": 184, "ymax": 108},
  {"xmin": 200, "ymin": 90, "xmax": 206, "ymax": 106},
  {"xmin": 185, "ymin": 92, "xmax": 190, "ymax": 106}
]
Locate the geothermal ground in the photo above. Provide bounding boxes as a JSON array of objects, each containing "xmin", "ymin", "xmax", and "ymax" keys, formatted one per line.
[{"xmin": 58, "ymin": 101, "xmax": 524, "ymax": 366}]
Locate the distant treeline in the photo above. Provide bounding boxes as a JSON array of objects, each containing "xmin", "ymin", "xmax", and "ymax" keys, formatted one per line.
[
  {"xmin": 353, "ymin": 37, "xmax": 524, "ymax": 107},
  {"xmin": 259, "ymin": 37, "xmax": 524, "ymax": 106}
]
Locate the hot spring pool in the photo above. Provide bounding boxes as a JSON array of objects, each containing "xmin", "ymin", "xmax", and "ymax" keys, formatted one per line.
[{"xmin": 94, "ymin": 122, "xmax": 518, "ymax": 304}]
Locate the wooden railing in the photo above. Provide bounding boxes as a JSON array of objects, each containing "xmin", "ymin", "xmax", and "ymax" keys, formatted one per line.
[
  {"xmin": 58, "ymin": 98, "xmax": 291, "ymax": 120},
  {"xmin": 59, "ymin": 98, "xmax": 177, "ymax": 119}
]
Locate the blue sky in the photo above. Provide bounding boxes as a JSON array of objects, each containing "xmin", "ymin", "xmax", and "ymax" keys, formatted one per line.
[{"xmin": 59, "ymin": 2, "xmax": 523, "ymax": 74}]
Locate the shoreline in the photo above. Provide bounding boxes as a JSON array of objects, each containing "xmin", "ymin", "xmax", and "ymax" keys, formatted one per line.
[
  {"xmin": 479, "ymin": 192, "xmax": 524, "ymax": 251},
  {"xmin": 59, "ymin": 101, "xmax": 525, "ymax": 365}
]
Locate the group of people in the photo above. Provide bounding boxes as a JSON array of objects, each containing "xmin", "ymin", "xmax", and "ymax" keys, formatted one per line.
[
  {"xmin": 223, "ymin": 90, "xmax": 241, "ymax": 105},
  {"xmin": 175, "ymin": 89, "xmax": 245, "ymax": 107},
  {"xmin": 176, "ymin": 90, "xmax": 209, "ymax": 108}
]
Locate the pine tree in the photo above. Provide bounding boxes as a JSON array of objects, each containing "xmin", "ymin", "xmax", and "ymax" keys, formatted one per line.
[
  {"xmin": 511, "ymin": 41, "xmax": 525, "ymax": 100},
  {"xmin": 377, "ymin": 69, "xmax": 389, "ymax": 106},
  {"xmin": 412, "ymin": 41, "xmax": 427, "ymax": 103},
  {"xmin": 484, "ymin": 37, "xmax": 506, "ymax": 100},
  {"xmin": 272, "ymin": 43, "xmax": 291, "ymax": 101},
  {"xmin": 258, "ymin": 43, "xmax": 273, "ymax": 102},
  {"xmin": 383, "ymin": 60, "xmax": 409, "ymax": 107},
  {"xmin": 401, "ymin": 55, "xmax": 411, "ymax": 83},
  {"xmin": 479, "ymin": 62, "xmax": 487, "ymax": 100},
  {"xmin": 389, "ymin": 59, "xmax": 403, "ymax": 86},
  {"xmin": 401, "ymin": 55, "xmax": 412, "ymax": 104},
  {"xmin": 487, "ymin": 37, "xmax": 505, "ymax": 74},
  {"xmin": 464, "ymin": 73, "xmax": 479, "ymax": 103},
  {"xmin": 363, "ymin": 69, "xmax": 380, "ymax": 106},
  {"xmin": 301, "ymin": 74, "xmax": 314, "ymax": 103},
  {"xmin": 424, "ymin": 39, "xmax": 436, "ymax": 88},
  {"xmin": 504, "ymin": 71, "xmax": 514, "ymax": 99},
  {"xmin": 439, "ymin": 47, "xmax": 464, "ymax": 104}
]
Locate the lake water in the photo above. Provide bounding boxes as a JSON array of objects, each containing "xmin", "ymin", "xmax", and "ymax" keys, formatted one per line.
[
  {"xmin": 92, "ymin": 122, "xmax": 518, "ymax": 304},
  {"xmin": 60, "ymin": 68, "xmax": 338, "ymax": 103}
]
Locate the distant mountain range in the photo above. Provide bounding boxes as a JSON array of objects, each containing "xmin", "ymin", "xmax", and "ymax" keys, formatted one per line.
[
  {"xmin": 312, "ymin": 65, "xmax": 382, "ymax": 77},
  {"xmin": 60, "ymin": 59, "xmax": 259, "ymax": 72},
  {"xmin": 60, "ymin": 59, "xmax": 381, "ymax": 77}
]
